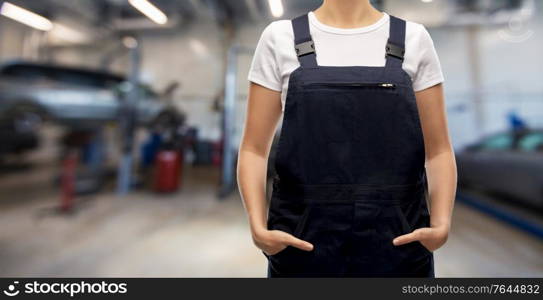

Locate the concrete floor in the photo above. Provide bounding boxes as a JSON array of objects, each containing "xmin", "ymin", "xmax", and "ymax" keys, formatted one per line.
[{"xmin": 0, "ymin": 158, "xmax": 542, "ymax": 277}]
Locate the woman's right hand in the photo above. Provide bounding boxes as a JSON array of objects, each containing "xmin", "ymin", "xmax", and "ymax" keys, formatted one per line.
[{"xmin": 252, "ymin": 229, "xmax": 314, "ymax": 256}]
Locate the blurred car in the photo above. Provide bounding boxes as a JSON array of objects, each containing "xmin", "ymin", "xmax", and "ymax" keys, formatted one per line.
[
  {"xmin": 456, "ymin": 129, "xmax": 543, "ymax": 209},
  {"xmin": 0, "ymin": 61, "xmax": 184, "ymax": 154}
]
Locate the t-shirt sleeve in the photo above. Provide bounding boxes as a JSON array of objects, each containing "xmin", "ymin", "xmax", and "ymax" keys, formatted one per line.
[
  {"xmin": 412, "ymin": 25, "xmax": 444, "ymax": 92},
  {"xmin": 247, "ymin": 22, "xmax": 282, "ymax": 92}
]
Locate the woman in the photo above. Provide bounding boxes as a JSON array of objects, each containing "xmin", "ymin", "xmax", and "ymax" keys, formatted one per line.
[{"xmin": 237, "ymin": 0, "xmax": 456, "ymax": 277}]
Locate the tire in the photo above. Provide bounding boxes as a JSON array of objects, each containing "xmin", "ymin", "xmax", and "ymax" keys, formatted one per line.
[{"xmin": 2, "ymin": 104, "xmax": 47, "ymax": 132}]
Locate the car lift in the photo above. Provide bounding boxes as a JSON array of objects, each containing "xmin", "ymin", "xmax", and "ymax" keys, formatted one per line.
[
  {"xmin": 116, "ymin": 37, "xmax": 141, "ymax": 196},
  {"xmin": 218, "ymin": 45, "xmax": 254, "ymax": 199}
]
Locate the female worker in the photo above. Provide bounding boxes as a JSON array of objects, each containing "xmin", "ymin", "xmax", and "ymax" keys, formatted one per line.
[{"xmin": 237, "ymin": 0, "xmax": 456, "ymax": 277}]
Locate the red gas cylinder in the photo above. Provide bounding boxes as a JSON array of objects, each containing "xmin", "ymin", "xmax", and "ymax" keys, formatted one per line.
[
  {"xmin": 153, "ymin": 149, "xmax": 183, "ymax": 193},
  {"xmin": 60, "ymin": 150, "xmax": 78, "ymax": 212}
]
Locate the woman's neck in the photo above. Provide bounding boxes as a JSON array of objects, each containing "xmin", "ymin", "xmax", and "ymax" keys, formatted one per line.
[{"xmin": 313, "ymin": 0, "xmax": 383, "ymax": 29}]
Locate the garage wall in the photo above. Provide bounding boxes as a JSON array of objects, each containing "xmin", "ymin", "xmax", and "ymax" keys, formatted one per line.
[
  {"xmin": 429, "ymin": 4, "xmax": 543, "ymax": 149},
  {"xmin": 0, "ymin": 18, "xmax": 43, "ymax": 61},
  {"xmin": 478, "ymin": 13, "xmax": 543, "ymax": 129},
  {"xmin": 137, "ymin": 21, "xmax": 226, "ymax": 141}
]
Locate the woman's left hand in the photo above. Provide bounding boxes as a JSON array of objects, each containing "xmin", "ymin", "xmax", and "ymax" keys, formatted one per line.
[{"xmin": 392, "ymin": 224, "xmax": 449, "ymax": 252}]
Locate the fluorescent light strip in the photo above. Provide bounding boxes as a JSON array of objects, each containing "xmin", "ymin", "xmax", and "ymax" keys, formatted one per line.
[
  {"xmin": 128, "ymin": 0, "xmax": 168, "ymax": 25},
  {"xmin": 268, "ymin": 0, "xmax": 284, "ymax": 18},
  {"xmin": 0, "ymin": 2, "xmax": 53, "ymax": 31}
]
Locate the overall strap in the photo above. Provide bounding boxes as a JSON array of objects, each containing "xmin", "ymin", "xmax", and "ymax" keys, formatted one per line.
[
  {"xmin": 291, "ymin": 14, "xmax": 317, "ymax": 68},
  {"xmin": 385, "ymin": 15, "xmax": 406, "ymax": 69}
]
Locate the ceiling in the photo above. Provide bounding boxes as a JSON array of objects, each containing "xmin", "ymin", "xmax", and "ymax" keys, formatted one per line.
[
  {"xmin": 3, "ymin": 0, "xmax": 535, "ymax": 38},
  {"xmin": 5, "ymin": 0, "xmax": 382, "ymax": 31}
]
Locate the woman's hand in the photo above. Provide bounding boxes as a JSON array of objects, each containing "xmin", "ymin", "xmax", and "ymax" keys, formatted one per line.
[
  {"xmin": 253, "ymin": 228, "xmax": 314, "ymax": 256},
  {"xmin": 392, "ymin": 224, "xmax": 449, "ymax": 252}
]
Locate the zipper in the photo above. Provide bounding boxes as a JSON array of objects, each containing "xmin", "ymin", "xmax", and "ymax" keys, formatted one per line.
[{"xmin": 305, "ymin": 82, "xmax": 396, "ymax": 88}]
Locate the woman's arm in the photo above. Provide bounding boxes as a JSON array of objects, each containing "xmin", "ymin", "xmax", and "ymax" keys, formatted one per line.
[
  {"xmin": 237, "ymin": 82, "xmax": 314, "ymax": 255},
  {"xmin": 393, "ymin": 83, "xmax": 457, "ymax": 251}
]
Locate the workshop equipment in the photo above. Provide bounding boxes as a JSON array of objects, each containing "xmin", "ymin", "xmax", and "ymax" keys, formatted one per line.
[
  {"xmin": 153, "ymin": 149, "xmax": 183, "ymax": 193},
  {"xmin": 60, "ymin": 150, "xmax": 78, "ymax": 212}
]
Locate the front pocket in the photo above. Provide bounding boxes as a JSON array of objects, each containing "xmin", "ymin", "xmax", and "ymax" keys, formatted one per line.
[
  {"xmin": 268, "ymin": 246, "xmax": 291, "ymax": 258},
  {"xmin": 393, "ymin": 204, "xmax": 432, "ymax": 255},
  {"xmin": 267, "ymin": 199, "xmax": 311, "ymax": 239},
  {"xmin": 267, "ymin": 205, "xmax": 312, "ymax": 273}
]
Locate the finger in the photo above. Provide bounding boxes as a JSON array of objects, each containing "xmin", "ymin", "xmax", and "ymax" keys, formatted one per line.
[
  {"xmin": 284, "ymin": 235, "xmax": 314, "ymax": 251},
  {"xmin": 393, "ymin": 232, "xmax": 418, "ymax": 246},
  {"xmin": 393, "ymin": 228, "xmax": 431, "ymax": 246}
]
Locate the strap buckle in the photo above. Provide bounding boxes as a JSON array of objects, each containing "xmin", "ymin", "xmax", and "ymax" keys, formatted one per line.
[
  {"xmin": 295, "ymin": 40, "xmax": 315, "ymax": 57},
  {"xmin": 386, "ymin": 42, "xmax": 404, "ymax": 60}
]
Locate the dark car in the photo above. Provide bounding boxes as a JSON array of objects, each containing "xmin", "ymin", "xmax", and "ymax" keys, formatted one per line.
[
  {"xmin": 456, "ymin": 129, "xmax": 543, "ymax": 209},
  {"xmin": 0, "ymin": 61, "xmax": 183, "ymax": 155}
]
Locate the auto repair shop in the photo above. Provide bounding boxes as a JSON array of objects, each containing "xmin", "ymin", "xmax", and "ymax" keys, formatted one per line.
[{"xmin": 0, "ymin": 0, "xmax": 542, "ymax": 277}]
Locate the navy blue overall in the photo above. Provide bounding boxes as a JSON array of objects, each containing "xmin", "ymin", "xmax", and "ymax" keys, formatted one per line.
[{"xmin": 264, "ymin": 14, "xmax": 435, "ymax": 277}]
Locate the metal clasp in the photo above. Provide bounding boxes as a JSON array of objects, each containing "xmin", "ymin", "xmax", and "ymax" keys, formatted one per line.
[
  {"xmin": 386, "ymin": 42, "xmax": 405, "ymax": 60},
  {"xmin": 295, "ymin": 40, "xmax": 315, "ymax": 57}
]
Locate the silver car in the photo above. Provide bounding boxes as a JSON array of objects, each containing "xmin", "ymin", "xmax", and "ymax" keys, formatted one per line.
[
  {"xmin": 0, "ymin": 61, "xmax": 183, "ymax": 153},
  {"xmin": 0, "ymin": 62, "xmax": 183, "ymax": 126},
  {"xmin": 457, "ymin": 129, "xmax": 543, "ymax": 209}
]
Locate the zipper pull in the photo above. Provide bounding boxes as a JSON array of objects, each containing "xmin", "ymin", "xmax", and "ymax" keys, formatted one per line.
[{"xmin": 379, "ymin": 83, "xmax": 395, "ymax": 88}]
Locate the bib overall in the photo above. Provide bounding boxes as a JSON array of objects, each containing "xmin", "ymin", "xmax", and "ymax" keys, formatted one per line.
[{"xmin": 264, "ymin": 14, "xmax": 435, "ymax": 277}]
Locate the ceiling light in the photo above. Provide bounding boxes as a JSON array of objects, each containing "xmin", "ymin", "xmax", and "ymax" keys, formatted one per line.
[
  {"xmin": 268, "ymin": 0, "xmax": 284, "ymax": 18},
  {"xmin": 128, "ymin": 0, "xmax": 168, "ymax": 25},
  {"xmin": 123, "ymin": 36, "xmax": 138, "ymax": 49},
  {"xmin": 0, "ymin": 2, "xmax": 53, "ymax": 31}
]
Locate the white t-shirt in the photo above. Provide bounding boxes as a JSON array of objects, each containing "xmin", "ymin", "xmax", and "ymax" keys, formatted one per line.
[{"xmin": 248, "ymin": 11, "xmax": 444, "ymax": 111}]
